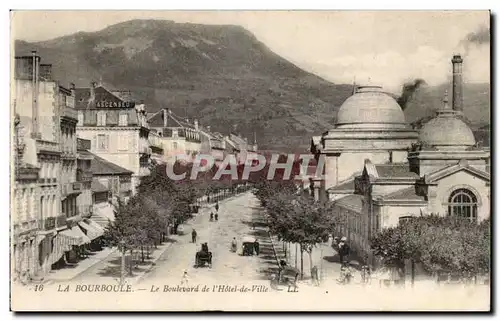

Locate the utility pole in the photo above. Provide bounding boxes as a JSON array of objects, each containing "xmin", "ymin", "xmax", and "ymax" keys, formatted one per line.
[
  {"xmin": 295, "ymin": 243, "xmax": 298, "ymax": 268},
  {"xmin": 120, "ymin": 240, "xmax": 126, "ymax": 285},
  {"xmin": 320, "ymin": 243, "xmax": 324, "ymax": 283}
]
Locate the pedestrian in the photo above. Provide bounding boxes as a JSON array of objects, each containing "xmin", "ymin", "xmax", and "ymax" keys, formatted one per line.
[
  {"xmin": 210, "ymin": 212, "xmax": 214, "ymax": 221},
  {"xmin": 181, "ymin": 270, "xmax": 189, "ymax": 286},
  {"xmin": 191, "ymin": 229, "xmax": 197, "ymax": 243},
  {"xmin": 215, "ymin": 213, "xmax": 218, "ymax": 221},
  {"xmin": 215, "ymin": 201, "xmax": 219, "ymax": 212},
  {"xmin": 311, "ymin": 265, "xmax": 320, "ymax": 286},
  {"xmin": 231, "ymin": 237, "xmax": 237, "ymax": 252},
  {"xmin": 270, "ymin": 274, "xmax": 279, "ymax": 290},
  {"xmin": 332, "ymin": 236, "xmax": 339, "ymax": 249},
  {"xmin": 338, "ymin": 237, "xmax": 350, "ymax": 264}
]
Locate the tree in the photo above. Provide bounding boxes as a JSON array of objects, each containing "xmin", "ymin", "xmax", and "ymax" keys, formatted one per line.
[
  {"xmin": 370, "ymin": 215, "xmax": 491, "ymax": 282},
  {"xmin": 263, "ymin": 188, "xmax": 337, "ymax": 279}
]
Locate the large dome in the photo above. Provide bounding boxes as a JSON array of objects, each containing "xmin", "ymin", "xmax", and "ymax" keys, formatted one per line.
[
  {"xmin": 335, "ymin": 86, "xmax": 407, "ymax": 129},
  {"xmin": 419, "ymin": 109, "xmax": 475, "ymax": 150}
]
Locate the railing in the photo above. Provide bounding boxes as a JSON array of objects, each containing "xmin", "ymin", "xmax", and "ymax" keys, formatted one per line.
[
  {"xmin": 40, "ymin": 217, "xmax": 56, "ymax": 231},
  {"xmin": 56, "ymin": 215, "xmax": 67, "ymax": 228},
  {"xmin": 36, "ymin": 139, "xmax": 60, "ymax": 154},
  {"xmin": 13, "ymin": 219, "xmax": 38, "ymax": 235},
  {"xmin": 62, "ymin": 182, "xmax": 83, "ymax": 196},
  {"xmin": 62, "ymin": 107, "xmax": 78, "ymax": 120},
  {"xmin": 17, "ymin": 167, "xmax": 39, "ymax": 181}
]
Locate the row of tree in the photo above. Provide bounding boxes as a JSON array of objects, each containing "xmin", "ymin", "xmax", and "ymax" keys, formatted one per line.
[
  {"xmin": 252, "ymin": 159, "xmax": 337, "ymax": 279},
  {"xmin": 252, "ymin": 157, "xmax": 491, "ymax": 282},
  {"xmin": 102, "ymin": 161, "xmax": 252, "ymax": 275},
  {"xmin": 371, "ymin": 215, "xmax": 490, "ymax": 281}
]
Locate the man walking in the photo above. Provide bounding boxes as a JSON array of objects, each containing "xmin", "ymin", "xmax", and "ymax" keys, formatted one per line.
[
  {"xmin": 338, "ymin": 237, "xmax": 350, "ymax": 265},
  {"xmin": 191, "ymin": 229, "xmax": 197, "ymax": 243},
  {"xmin": 215, "ymin": 201, "xmax": 219, "ymax": 212}
]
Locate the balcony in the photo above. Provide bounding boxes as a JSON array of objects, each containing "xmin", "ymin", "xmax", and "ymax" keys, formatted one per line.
[
  {"xmin": 36, "ymin": 139, "xmax": 60, "ymax": 155},
  {"xmin": 40, "ymin": 217, "xmax": 56, "ymax": 231},
  {"xmin": 62, "ymin": 107, "xmax": 78, "ymax": 121},
  {"xmin": 12, "ymin": 219, "xmax": 38, "ymax": 236},
  {"xmin": 56, "ymin": 215, "xmax": 67, "ymax": 228},
  {"xmin": 16, "ymin": 166, "xmax": 39, "ymax": 181},
  {"xmin": 61, "ymin": 146, "xmax": 77, "ymax": 159},
  {"xmin": 62, "ymin": 182, "xmax": 83, "ymax": 196},
  {"xmin": 76, "ymin": 169, "xmax": 93, "ymax": 182}
]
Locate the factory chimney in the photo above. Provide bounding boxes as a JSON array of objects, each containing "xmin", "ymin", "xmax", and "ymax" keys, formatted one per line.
[
  {"xmin": 451, "ymin": 54, "xmax": 464, "ymax": 112},
  {"xmin": 31, "ymin": 51, "xmax": 40, "ymax": 137}
]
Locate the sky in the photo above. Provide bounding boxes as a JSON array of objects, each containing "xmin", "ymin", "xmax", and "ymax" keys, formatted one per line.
[{"xmin": 10, "ymin": 11, "xmax": 490, "ymax": 92}]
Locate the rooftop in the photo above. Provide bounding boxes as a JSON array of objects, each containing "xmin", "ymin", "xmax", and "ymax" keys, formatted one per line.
[
  {"xmin": 335, "ymin": 194, "xmax": 363, "ymax": 213},
  {"xmin": 91, "ymin": 180, "xmax": 109, "ymax": 193},
  {"xmin": 328, "ymin": 179, "xmax": 355, "ymax": 193},
  {"xmin": 374, "ymin": 163, "xmax": 419, "ymax": 179},
  {"xmin": 382, "ymin": 187, "xmax": 426, "ymax": 201},
  {"xmin": 90, "ymin": 154, "xmax": 134, "ymax": 176}
]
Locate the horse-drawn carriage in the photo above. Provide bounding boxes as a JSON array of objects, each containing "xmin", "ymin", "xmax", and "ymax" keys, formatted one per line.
[
  {"xmin": 241, "ymin": 236, "xmax": 259, "ymax": 256},
  {"xmin": 195, "ymin": 243, "xmax": 212, "ymax": 268}
]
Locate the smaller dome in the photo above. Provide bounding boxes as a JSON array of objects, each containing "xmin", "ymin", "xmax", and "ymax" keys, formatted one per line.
[
  {"xmin": 335, "ymin": 86, "xmax": 407, "ymax": 129},
  {"xmin": 418, "ymin": 95, "xmax": 475, "ymax": 150}
]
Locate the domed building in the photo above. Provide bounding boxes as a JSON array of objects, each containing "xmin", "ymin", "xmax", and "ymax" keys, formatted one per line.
[
  {"xmin": 310, "ymin": 54, "xmax": 490, "ymax": 265},
  {"xmin": 310, "ymin": 85, "xmax": 418, "ymax": 201}
]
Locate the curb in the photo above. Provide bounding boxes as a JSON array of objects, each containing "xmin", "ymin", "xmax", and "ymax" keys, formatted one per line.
[
  {"xmin": 267, "ymin": 231, "xmax": 282, "ymax": 269},
  {"xmin": 131, "ymin": 241, "xmax": 176, "ymax": 285},
  {"xmin": 131, "ymin": 191, "xmax": 251, "ymax": 285}
]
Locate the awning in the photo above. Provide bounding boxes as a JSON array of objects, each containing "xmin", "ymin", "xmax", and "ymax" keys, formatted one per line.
[
  {"xmin": 91, "ymin": 203, "xmax": 116, "ymax": 228},
  {"xmin": 88, "ymin": 219, "xmax": 106, "ymax": 234},
  {"xmin": 78, "ymin": 220, "xmax": 104, "ymax": 240},
  {"xmin": 47, "ymin": 230, "xmax": 81, "ymax": 265},
  {"xmin": 60, "ymin": 226, "xmax": 91, "ymax": 245}
]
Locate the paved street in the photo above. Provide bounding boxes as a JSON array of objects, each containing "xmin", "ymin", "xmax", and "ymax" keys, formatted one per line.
[
  {"xmin": 11, "ymin": 190, "xmax": 490, "ymax": 311},
  {"xmin": 138, "ymin": 191, "xmax": 279, "ymax": 287}
]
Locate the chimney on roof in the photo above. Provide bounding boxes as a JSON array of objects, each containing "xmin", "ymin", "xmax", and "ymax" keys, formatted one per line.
[
  {"xmin": 70, "ymin": 83, "xmax": 76, "ymax": 96},
  {"xmin": 451, "ymin": 54, "xmax": 464, "ymax": 112},
  {"xmin": 163, "ymin": 109, "xmax": 168, "ymax": 128},
  {"xmin": 88, "ymin": 81, "xmax": 96, "ymax": 107},
  {"xmin": 39, "ymin": 64, "xmax": 52, "ymax": 81},
  {"xmin": 194, "ymin": 119, "xmax": 199, "ymax": 131}
]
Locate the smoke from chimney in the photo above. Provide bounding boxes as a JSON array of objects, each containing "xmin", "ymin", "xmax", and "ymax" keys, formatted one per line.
[
  {"xmin": 451, "ymin": 54, "xmax": 464, "ymax": 112},
  {"xmin": 396, "ymin": 79, "xmax": 426, "ymax": 110},
  {"xmin": 460, "ymin": 25, "xmax": 490, "ymax": 56}
]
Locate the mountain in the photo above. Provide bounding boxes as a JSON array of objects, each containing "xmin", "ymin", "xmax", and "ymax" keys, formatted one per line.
[{"xmin": 14, "ymin": 19, "xmax": 490, "ymax": 151}]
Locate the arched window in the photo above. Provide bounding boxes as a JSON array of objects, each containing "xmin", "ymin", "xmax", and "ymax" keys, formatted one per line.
[
  {"xmin": 40, "ymin": 196, "xmax": 44, "ymax": 221},
  {"xmin": 447, "ymin": 188, "xmax": 478, "ymax": 222}
]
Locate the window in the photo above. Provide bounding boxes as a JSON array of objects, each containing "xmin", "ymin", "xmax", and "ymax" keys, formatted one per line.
[
  {"xmin": 97, "ymin": 112, "xmax": 107, "ymax": 126},
  {"xmin": 97, "ymin": 134, "xmax": 109, "ymax": 151},
  {"xmin": 173, "ymin": 142, "xmax": 178, "ymax": 150},
  {"xmin": 447, "ymin": 188, "xmax": 478, "ymax": 222},
  {"xmin": 118, "ymin": 135, "xmax": 129, "ymax": 151},
  {"xmin": 119, "ymin": 114, "xmax": 128, "ymax": 126},
  {"xmin": 77, "ymin": 112, "xmax": 84, "ymax": 126}
]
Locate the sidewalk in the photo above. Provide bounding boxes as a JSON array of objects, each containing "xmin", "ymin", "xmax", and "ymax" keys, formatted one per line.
[
  {"xmin": 44, "ymin": 191, "xmax": 249, "ymax": 284},
  {"xmin": 46, "ymin": 247, "xmax": 117, "ymax": 282}
]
